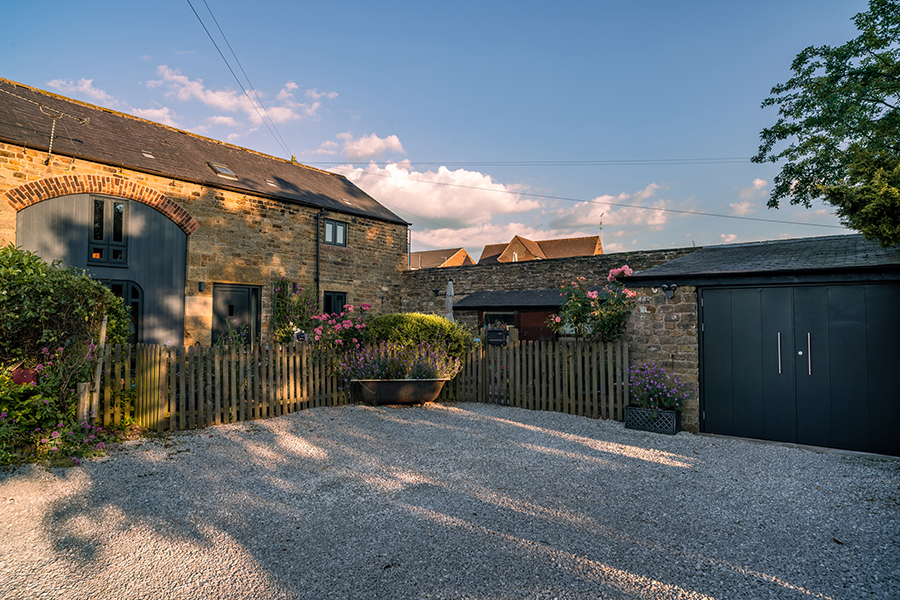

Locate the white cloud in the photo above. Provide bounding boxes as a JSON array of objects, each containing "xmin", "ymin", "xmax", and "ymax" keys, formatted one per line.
[
  {"xmin": 337, "ymin": 160, "xmax": 540, "ymax": 229},
  {"xmin": 207, "ymin": 115, "xmax": 240, "ymax": 127},
  {"xmin": 130, "ymin": 106, "xmax": 178, "ymax": 127},
  {"xmin": 738, "ymin": 178, "xmax": 767, "ymax": 199},
  {"xmin": 46, "ymin": 78, "xmax": 118, "ymax": 106},
  {"xmin": 729, "ymin": 199, "xmax": 756, "ymax": 216},
  {"xmin": 146, "ymin": 66, "xmax": 330, "ymax": 125},
  {"xmin": 337, "ymin": 132, "xmax": 405, "ymax": 159},
  {"xmin": 548, "ymin": 184, "xmax": 674, "ymax": 232},
  {"xmin": 314, "ymin": 141, "xmax": 340, "ymax": 155},
  {"xmin": 306, "ymin": 88, "xmax": 338, "ymax": 100},
  {"xmin": 720, "ymin": 234, "xmax": 738, "ymax": 243}
]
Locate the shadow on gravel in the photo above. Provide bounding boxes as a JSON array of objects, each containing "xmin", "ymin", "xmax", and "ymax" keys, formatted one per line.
[{"xmin": 30, "ymin": 403, "xmax": 900, "ymax": 599}]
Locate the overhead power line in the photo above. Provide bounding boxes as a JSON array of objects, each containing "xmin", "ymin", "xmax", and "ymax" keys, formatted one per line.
[
  {"xmin": 327, "ymin": 165, "xmax": 846, "ymax": 230},
  {"xmin": 307, "ymin": 157, "xmax": 754, "ymax": 167},
  {"xmin": 185, "ymin": 0, "xmax": 293, "ymax": 157}
]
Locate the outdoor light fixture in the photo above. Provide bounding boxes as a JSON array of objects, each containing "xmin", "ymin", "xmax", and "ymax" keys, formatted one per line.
[
  {"xmin": 661, "ymin": 284, "xmax": 677, "ymax": 300},
  {"xmin": 198, "ymin": 282, "xmax": 206, "ymax": 292},
  {"xmin": 433, "ymin": 289, "xmax": 440, "ymax": 297}
]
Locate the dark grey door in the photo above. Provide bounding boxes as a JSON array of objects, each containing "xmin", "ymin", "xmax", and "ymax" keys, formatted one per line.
[
  {"xmin": 213, "ymin": 284, "xmax": 260, "ymax": 347},
  {"xmin": 701, "ymin": 283, "xmax": 900, "ymax": 456}
]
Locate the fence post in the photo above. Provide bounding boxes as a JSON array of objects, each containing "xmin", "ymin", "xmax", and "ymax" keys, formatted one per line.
[{"xmin": 76, "ymin": 382, "xmax": 90, "ymax": 424}]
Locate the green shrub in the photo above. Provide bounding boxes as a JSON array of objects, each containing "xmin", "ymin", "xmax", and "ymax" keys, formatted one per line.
[
  {"xmin": 363, "ymin": 313, "xmax": 474, "ymax": 359},
  {"xmin": 0, "ymin": 244, "xmax": 131, "ymax": 365}
]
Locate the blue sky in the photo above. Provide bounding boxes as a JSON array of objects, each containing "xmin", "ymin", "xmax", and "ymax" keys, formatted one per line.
[{"xmin": 4, "ymin": 0, "xmax": 868, "ymax": 259}]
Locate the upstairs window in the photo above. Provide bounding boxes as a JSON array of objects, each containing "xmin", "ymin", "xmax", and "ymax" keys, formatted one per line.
[
  {"xmin": 89, "ymin": 197, "xmax": 127, "ymax": 266},
  {"xmin": 323, "ymin": 219, "xmax": 347, "ymax": 247}
]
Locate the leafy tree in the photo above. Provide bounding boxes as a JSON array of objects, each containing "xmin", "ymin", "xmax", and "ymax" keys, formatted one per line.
[{"xmin": 753, "ymin": 0, "xmax": 900, "ymax": 246}]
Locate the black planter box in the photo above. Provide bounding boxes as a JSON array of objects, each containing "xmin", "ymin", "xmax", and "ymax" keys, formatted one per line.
[{"xmin": 624, "ymin": 405, "xmax": 681, "ymax": 435}]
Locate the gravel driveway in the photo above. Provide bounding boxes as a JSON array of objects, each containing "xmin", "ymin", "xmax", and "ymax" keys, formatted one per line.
[{"xmin": 1, "ymin": 402, "xmax": 898, "ymax": 600}]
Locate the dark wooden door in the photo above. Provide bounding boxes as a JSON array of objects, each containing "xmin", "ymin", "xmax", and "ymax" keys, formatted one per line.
[
  {"xmin": 701, "ymin": 283, "xmax": 900, "ymax": 455},
  {"xmin": 213, "ymin": 284, "xmax": 260, "ymax": 347}
]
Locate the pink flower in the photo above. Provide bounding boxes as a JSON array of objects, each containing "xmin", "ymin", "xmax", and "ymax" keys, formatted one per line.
[
  {"xmin": 361, "ymin": 303, "xmax": 371, "ymax": 311},
  {"xmin": 344, "ymin": 305, "xmax": 354, "ymax": 312},
  {"xmin": 554, "ymin": 316, "xmax": 562, "ymax": 323},
  {"xmin": 335, "ymin": 339, "xmax": 343, "ymax": 345},
  {"xmin": 587, "ymin": 291, "xmax": 599, "ymax": 299}
]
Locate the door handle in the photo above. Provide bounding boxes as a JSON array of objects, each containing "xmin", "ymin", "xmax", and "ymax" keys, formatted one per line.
[
  {"xmin": 807, "ymin": 332, "xmax": 811, "ymax": 376},
  {"xmin": 777, "ymin": 332, "xmax": 782, "ymax": 374}
]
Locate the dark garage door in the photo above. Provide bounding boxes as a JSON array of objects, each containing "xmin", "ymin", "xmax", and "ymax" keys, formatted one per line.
[{"xmin": 700, "ymin": 283, "xmax": 900, "ymax": 456}]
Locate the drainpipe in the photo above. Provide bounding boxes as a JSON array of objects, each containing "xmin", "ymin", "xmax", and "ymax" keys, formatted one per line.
[
  {"xmin": 407, "ymin": 227, "xmax": 411, "ymax": 271},
  {"xmin": 315, "ymin": 209, "xmax": 325, "ymax": 310}
]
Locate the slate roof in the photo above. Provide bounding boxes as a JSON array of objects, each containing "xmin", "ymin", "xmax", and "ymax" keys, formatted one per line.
[
  {"xmin": 453, "ymin": 289, "xmax": 565, "ymax": 309},
  {"xmin": 627, "ymin": 234, "xmax": 900, "ymax": 282},
  {"xmin": 408, "ymin": 248, "xmax": 475, "ymax": 269},
  {"xmin": 478, "ymin": 243, "xmax": 508, "ymax": 264},
  {"xmin": 0, "ymin": 78, "xmax": 406, "ymax": 225}
]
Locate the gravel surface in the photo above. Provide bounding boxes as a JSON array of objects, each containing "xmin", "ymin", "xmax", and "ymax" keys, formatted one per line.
[{"xmin": 1, "ymin": 402, "xmax": 898, "ymax": 600}]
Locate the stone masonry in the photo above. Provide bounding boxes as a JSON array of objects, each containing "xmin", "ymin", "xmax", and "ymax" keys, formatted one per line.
[
  {"xmin": 0, "ymin": 143, "xmax": 407, "ymax": 346},
  {"xmin": 400, "ymin": 248, "xmax": 702, "ymax": 431}
]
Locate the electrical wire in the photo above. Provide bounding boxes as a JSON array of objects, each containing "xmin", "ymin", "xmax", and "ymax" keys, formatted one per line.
[
  {"xmin": 329, "ymin": 165, "xmax": 846, "ymax": 230},
  {"xmin": 185, "ymin": 0, "xmax": 293, "ymax": 157},
  {"xmin": 309, "ymin": 157, "xmax": 754, "ymax": 167},
  {"xmin": 199, "ymin": 0, "xmax": 293, "ymax": 156}
]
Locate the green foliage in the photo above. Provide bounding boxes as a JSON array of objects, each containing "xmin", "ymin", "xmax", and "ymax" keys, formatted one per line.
[
  {"xmin": 753, "ymin": 0, "xmax": 900, "ymax": 246},
  {"xmin": 547, "ymin": 267, "xmax": 637, "ymax": 343},
  {"xmin": 0, "ymin": 244, "xmax": 131, "ymax": 365},
  {"xmin": 270, "ymin": 278, "xmax": 318, "ymax": 343},
  {"xmin": 362, "ymin": 313, "xmax": 474, "ymax": 360},
  {"xmin": 0, "ymin": 366, "xmax": 119, "ymax": 466}
]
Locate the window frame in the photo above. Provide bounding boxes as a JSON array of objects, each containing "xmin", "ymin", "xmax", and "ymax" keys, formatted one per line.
[
  {"xmin": 323, "ymin": 291, "xmax": 348, "ymax": 315},
  {"xmin": 323, "ymin": 218, "xmax": 348, "ymax": 247},
  {"xmin": 88, "ymin": 196, "xmax": 128, "ymax": 267}
]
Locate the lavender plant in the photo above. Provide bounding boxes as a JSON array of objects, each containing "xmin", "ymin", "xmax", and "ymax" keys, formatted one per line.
[
  {"xmin": 339, "ymin": 340, "xmax": 462, "ymax": 382},
  {"xmin": 628, "ymin": 362, "xmax": 692, "ymax": 412}
]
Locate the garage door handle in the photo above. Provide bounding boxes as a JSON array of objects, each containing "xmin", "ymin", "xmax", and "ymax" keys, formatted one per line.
[
  {"xmin": 777, "ymin": 332, "xmax": 782, "ymax": 374},
  {"xmin": 807, "ymin": 332, "xmax": 812, "ymax": 376}
]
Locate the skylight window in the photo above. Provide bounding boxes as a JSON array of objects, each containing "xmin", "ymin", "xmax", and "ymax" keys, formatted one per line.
[
  {"xmin": 141, "ymin": 150, "xmax": 155, "ymax": 159},
  {"xmin": 208, "ymin": 161, "xmax": 238, "ymax": 180},
  {"xmin": 264, "ymin": 179, "xmax": 278, "ymax": 187}
]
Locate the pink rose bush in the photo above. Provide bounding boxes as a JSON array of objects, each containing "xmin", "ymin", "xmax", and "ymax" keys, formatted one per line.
[{"xmin": 546, "ymin": 265, "xmax": 637, "ymax": 343}]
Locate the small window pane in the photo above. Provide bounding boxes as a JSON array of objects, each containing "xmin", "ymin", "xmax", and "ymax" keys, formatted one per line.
[
  {"xmin": 324, "ymin": 222, "xmax": 334, "ymax": 244},
  {"xmin": 92, "ymin": 247, "xmax": 104, "ymax": 260},
  {"xmin": 93, "ymin": 199, "xmax": 105, "ymax": 241},
  {"xmin": 112, "ymin": 249, "xmax": 124, "ymax": 261},
  {"xmin": 112, "ymin": 202, "xmax": 124, "ymax": 242},
  {"xmin": 336, "ymin": 223, "xmax": 345, "ymax": 245}
]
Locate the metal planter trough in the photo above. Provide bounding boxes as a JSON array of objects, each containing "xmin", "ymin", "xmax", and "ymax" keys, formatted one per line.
[
  {"xmin": 624, "ymin": 405, "xmax": 681, "ymax": 435},
  {"xmin": 352, "ymin": 379, "xmax": 448, "ymax": 405}
]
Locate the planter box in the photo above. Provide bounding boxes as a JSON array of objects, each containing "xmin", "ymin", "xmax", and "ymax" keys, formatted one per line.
[
  {"xmin": 624, "ymin": 405, "xmax": 681, "ymax": 435},
  {"xmin": 352, "ymin": 379, "xmax": 448, "ymax": 406}
]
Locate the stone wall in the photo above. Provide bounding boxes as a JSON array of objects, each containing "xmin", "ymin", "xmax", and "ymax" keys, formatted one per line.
[
  {"xmin": 399, "ymin": 249, "xmax": 702, "ymax": 432},
  {"xmin": 626, "ymin": 285, "xmax": 700, "ymax": 432},
  {"xmin": 0, "ymin": 143, "xmax": 407, "ymax": 346}
]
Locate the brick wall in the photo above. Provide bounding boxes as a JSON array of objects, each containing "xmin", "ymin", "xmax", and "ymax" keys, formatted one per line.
[{"xmin": 0, "ymin": 143, "xmax": 407, "ymax": 346}]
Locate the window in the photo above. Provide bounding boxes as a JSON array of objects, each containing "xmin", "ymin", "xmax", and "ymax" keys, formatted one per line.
[
  {"xmin": 104, "ymin": 280, "xmax": 142, "ymax": 344},
  {"xmin": 323, "ymin": 219, "xmax": 347, "ymax": 247},
  {"xmin": 208, "ymin": 161, "xmax": 238, "ymax": 180},
  {"xmin": 323, "ymin": 291, "xmax": 347, "ymax": 315},
  {"xmin": 89, "ymin": 197, "xmax": 127, "ymax": 266}
]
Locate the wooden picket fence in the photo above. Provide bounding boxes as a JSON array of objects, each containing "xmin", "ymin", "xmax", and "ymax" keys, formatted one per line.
[
  {"xmin": 437, "ymin": 338, "xmax": 629, "ymax": 420},
  {"xmin": 89, "ymin": 337, "xmax": 629, "ymax": 432}
]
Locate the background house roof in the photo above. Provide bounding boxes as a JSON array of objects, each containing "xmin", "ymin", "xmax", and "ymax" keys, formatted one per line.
[
  {"xmin": 478, "ymin": 235, "xmax": 603, "ymax": 264},
  {"xmin": 627, "ymin": 234, "xmax": 900, "ymax": 284},
  {"xmin": 0, "ymin": 78, "xmax": 407, "ymax": 225},
  {"xmin": 408, "ymin": 248, "xmax": 475, "ymax": 269}
]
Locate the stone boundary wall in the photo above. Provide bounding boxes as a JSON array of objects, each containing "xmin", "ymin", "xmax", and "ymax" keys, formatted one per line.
[{"xmin": 400, "ymin": 247, "xmax": 702, "ymax": 432}]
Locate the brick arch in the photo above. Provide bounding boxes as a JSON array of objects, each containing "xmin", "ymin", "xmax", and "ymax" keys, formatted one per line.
[{"xmin": 4, "ymin": 174, "xmax": 199, "ymax": 235}]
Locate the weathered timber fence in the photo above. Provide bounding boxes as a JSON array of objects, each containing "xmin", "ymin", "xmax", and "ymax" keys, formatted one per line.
[
  {"xmin": 437, "ymin": 338, "xmax": 629, "ymax": 420},
  {"xmin": 92, "ymin": 338, "xmax": 629, "ymax": 432}
]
